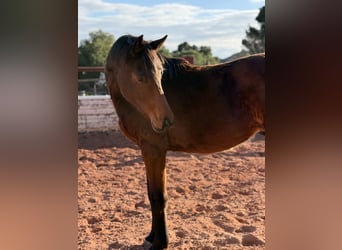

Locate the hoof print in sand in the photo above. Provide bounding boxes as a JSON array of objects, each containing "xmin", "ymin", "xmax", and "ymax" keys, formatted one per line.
[{"xmin": 242, "ymin": 233, "xmax": 264, "ymax": 246}]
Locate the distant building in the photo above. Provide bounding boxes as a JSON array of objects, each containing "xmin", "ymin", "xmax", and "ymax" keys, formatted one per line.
[{"xmin": 182, "ymin": 55, "xmax": 194, "ymax": 64}]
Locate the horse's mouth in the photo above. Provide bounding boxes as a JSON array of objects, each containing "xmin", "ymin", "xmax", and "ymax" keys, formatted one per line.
[{"xmin": 151, "ymin": 125, "xmax": 167, "ymax": 133}]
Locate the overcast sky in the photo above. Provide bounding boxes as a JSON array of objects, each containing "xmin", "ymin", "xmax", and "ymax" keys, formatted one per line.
[{"xmin": 78, "ymin": 0, "xmax": 265, "ymax": 59}]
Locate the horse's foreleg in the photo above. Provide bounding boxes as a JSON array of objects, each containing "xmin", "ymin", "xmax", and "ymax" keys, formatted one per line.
[{"xmin": 142, "ymin": 143, "xmax": 168, "ymax": 250}]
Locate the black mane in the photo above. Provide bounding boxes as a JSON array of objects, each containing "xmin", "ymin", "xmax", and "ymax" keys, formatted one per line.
[{"xmin": 161, "ymin": 56, "xmax": 190, "ymax": 81}]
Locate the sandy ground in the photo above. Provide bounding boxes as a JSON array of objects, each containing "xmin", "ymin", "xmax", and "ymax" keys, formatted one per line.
[{"xmin": 78, "ymin": 130, "xmax": 265, "ymax": 250}]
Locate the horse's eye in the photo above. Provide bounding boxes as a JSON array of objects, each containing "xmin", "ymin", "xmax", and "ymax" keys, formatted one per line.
[{"xmin": 136, "ymin": 75, "xmax": 145, "ymax": 83}]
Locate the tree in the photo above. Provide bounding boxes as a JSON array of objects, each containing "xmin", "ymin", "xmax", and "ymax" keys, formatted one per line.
[
  {"xmin": 199, "ymin": 46, "xmax": 211, "ymax": 56},
  {"xmin": 159, "ymin": 46, "xmax": 172, "ymax": 57},
  {"xmin": 171, "ymin": 42, "xmax": 219, "ymax": 65},
  {"xmin": 78, "ymin": 30, "xmax": 115, "ymax": 95},
  {"xmin": 177, "ymin": 42, "xmax": 192, "ymax": 52},
  {"xmin": 242, "ymin": 6, "xmax": 265, "ymax": 54},
  {"xmin": 78, "ymin": 30, "xmax": 115, "ymax": 66}
]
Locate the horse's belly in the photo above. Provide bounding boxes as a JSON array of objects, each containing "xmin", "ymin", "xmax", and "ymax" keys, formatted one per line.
[{"xmin": 168, "ymin": 126, "xmax": 257, "ymax": 154}]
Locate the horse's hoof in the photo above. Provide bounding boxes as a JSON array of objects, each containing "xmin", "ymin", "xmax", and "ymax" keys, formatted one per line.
[{"xmin": 143, "ymin": 239, "xmax": 152, "ymax": 250}]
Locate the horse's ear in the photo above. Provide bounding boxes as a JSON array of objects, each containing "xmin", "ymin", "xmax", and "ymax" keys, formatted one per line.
[
  {"xmin": 129, "ymin": 34, "xmax": 144, "ymax": 54},
  {"xmin": 149, "ymin": 35, "xmax": 168, "ymax": 51}
]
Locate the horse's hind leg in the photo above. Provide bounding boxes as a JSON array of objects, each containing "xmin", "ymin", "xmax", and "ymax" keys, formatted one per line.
[{"xmin": 141, "ymin": 143, "xmax": 168, "ymax": 249}]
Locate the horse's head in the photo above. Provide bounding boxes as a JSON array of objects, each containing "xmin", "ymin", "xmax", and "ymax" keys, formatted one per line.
[{"xmin": 113, "ymin": 35, "xmax": 174, "ymax": 133}]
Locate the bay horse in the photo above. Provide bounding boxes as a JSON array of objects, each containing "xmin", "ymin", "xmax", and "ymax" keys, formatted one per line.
[{"xmin": 105, "ymin": 34, "xmax": 265, "ymax": 249}]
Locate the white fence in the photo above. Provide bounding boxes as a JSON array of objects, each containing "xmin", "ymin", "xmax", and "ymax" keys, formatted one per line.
[{"xmin": 78, "ymin": 95, "xmax": 119, "ymax": 132}]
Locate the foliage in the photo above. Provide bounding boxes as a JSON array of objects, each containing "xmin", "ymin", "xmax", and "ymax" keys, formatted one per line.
[
  {"xmin": 158, "ymin": 46, "xmax": 172, "ymax": 57},
  {"xmin": 78, "ymin": 30, "xmax": 114, "ymax": 94},
  {"xmin": 78, "ymin": 30, "xmax": 115, "ymax": 66},
  {"xmin": 159, "ymin": 42, "xmax": 220, "ymax": 65},
  {"xmin": 242, "ymin": 6, "xmax": 265, "ymax": 54}
]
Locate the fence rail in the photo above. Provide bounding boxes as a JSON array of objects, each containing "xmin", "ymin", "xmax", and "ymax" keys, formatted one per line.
[
  {"xmin": 78, "ymin": 66, "xmax": 105, "ymax": 72},
  {"xmin": 78, "ymin": 66, "xmax": 107, "ymax": 96}
]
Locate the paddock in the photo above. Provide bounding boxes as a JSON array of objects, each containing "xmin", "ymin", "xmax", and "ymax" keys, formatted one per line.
[{"xmin": 78, "ymin": 129, "xmax": 265, "ymax": 249}]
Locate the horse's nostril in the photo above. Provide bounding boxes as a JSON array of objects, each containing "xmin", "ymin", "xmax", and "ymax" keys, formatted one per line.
[{"xmin": 163, "ymin": 117, "xmax": 173, "ymax": 129}]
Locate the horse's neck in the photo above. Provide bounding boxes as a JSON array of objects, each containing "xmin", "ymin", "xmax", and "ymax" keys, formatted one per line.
[
  {"xmin": 107, "ymin": 79, "xmax": 126, "ymax": 109},
  {"xmin": 109, "ymin": 84, "xmax": 137, "ymax": 119}
]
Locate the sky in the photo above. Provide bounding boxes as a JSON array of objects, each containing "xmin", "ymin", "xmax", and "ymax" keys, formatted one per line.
[{"xmin": 78, "ymin": 0, "xmax": 265, "ymax": 59}]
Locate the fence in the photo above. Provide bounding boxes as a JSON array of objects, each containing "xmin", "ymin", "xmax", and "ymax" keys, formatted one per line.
[
  {"xmin": 78, "ymin": 66, "xmax": 107, "ymax": 96},
  {"xmin": 78, "ymin": 67, "xmax": 118, "ymax": 132},
  {"xmin": 78, "ymin": 95, "xmax": 118, "ymax": 132}
]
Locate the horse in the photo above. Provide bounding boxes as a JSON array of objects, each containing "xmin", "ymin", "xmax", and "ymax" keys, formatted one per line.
[{"xmin": 105, "ymin": 34, "xmax": 265, "ymax": 249}]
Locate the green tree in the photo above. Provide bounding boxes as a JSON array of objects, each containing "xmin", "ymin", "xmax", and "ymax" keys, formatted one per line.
[
  {"xmin": 78, "ymin": 30, "xmax": 114, "ymax": 95},
  {"xmin": 159, "ymin": 46, "xmax": 172, "ymax": 57},
  {"xmin": 199, "ymin": 46, "xmax": 211, "ymax": 56},
  {"xmin": 78, "ymin": 30, "xmax": 115, "ymax": 66},
  {"xmin": 242, "ymin": 6, "xmax": 265, "ymax": 54},
  {"xmin": 171, "ymin": 42, "xmax": 219, "ymax": 65},
  {"xmin": 177, "ymin": 42, "xmax": 192, "ymax": 52}
]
